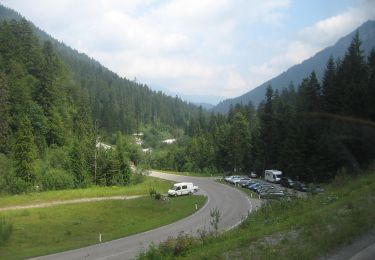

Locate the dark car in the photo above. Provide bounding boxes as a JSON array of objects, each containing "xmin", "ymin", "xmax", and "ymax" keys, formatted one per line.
[
  {"xmin": 247, "ymin": 182, "xmax": 261, "ymax": 191},
  {"xmin": 280, "ymin": 177, "xmax": 295, "ymax": 188},
  {"xmin": 294, "ymin": 181, "xmax": 307, "ymax": 192}
]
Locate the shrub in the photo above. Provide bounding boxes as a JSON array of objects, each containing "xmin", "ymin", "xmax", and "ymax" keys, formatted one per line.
[
  {"xmin": 149, "ymin": 188, "xmax": 157, "ymax": 198},
  {"xmin": 41, "ymin": 168, "xmax": 75, "ymax": 190},
  {"xmin": 159, "ymin": 232, "xmax": 195, "ymax": 257},
  {"xmin": 0, "ymin": 153, "xmax": 14, "ymax": 194},
  {"xmin": 46, "ymin": 146, "xmax": 70, "ymax": 171},
  {"xmin": 154, "ymin": 193, "xmax": 162, "ymax": 200},
  {"xmin": 0, "ymin": 217, "xmax": 13, "ymax": 246},
  {"xmin": 6, "ymin": 177, "xmax": 30, "ymax": 194}
]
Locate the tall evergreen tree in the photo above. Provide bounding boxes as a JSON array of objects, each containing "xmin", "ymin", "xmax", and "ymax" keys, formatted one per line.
[
  {"xmin": 70, "ymin": 140, "xmax": 88, "ymax": 187},
  {"xmin": 228, "ymin": 112, "xmax": 251, "ymax": 172},
  {"xmin": 368, "ymin": 50, "xmax": 375, "ymax": 121},
  {"xmin": 13, "ymin": 115, "xmax": 36, "ymax": 184},
  {"xmin": 0, "ymin": 72, "xmax": 11, "ymax": 153},
  {"xmin": 338, "ymin": 32, "xmax": 368, "ymax": 117},
  {"xmin": 258, "ymin": 85, "xmax": 276, "ymax": 169},
  {"xmin": 322, "ymin": 56, "xmax": 338, "ymax": 113}
]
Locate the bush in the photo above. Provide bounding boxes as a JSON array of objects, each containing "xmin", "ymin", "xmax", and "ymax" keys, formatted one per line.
[
  {"xmin": 0, "ymin": 217, "xmax": 13, "ymax": 246},
  {"xmin": 46, "ymin": 147, "xmax": 70, "ymax": 170},
  {"xmin": 158, "ymin": 232, "xmax": 195, "ymax": 257},
  {"xmin": 0, "ymin": 153, "xmax": 14, "ymax": 194},
  {"xmin": 6, "ymin": 176, "xmax": 30, "ymax": 194},
  {"xmin": 41, "ymin": 168, "xmax": 75, "ymax": 190}
]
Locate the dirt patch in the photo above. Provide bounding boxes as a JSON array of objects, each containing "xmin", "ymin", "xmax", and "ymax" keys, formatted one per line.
[{"xmin": 0, "ymin": 195, "xmax": 144, "ymax": 211}]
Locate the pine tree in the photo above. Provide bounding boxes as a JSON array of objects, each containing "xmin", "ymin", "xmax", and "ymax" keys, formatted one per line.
[
  {"xmin": 368, "ymin": 50, "xmax": 375, "ymax": 120},
  {"xmin": 115, "ymin": 133, "xmax": 131, "ymax": 185},
  {"xmin": 259, "ymin": 85, "xmax": 276, "ymax": 168},
  {"xmin": 0, "ymin": 72, "xmax": 11, "ymax": 153},
  {"xmin": 322, "ymin": 56, "xmax": 337, "ymax": 113},
  {"xmin": 228, "ymin": 112, "xmax": 251, "ymax": 172},
  {"xmin": 70, "ymin": 140, "xmax": 88, "ymax": 187},
  {"xmin": 338, "ymin": 32, "xmax": 368, "ymax": 117},
  {"xmin": 13, "ymin": 115, "xmax": 36, "ymax": 184}
]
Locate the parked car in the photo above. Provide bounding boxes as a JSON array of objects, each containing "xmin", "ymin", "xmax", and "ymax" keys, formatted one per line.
[
  {"xmin": 256, "ymin": 185, "xmax": 275, "ymax": 194},
  {"xmin": 240, "ymin": 179, "xmax": 254, "ymax": 187},
  {"xmin": 247, "ymin": 182, "xmax": 262, "ymax": 191},
  {"xmin": 293, "ymin": 181, "xmax": 307, "ymax": 192},
  {"xmin": 253, "ymin": 184, "xmax": 273, "ymax": 193},
  {"xmin": 229, "ymin": 176, "xmax": 246, "ymax": 184},
  {"xmin": 168, "ymin": 182, "xmax": 198, "ymax": 196},
  {"xmin": 260, "ymin": 190, "xmax": 285, "ymax": 199},
  {"xmin": 224, "ymin": 175, "xmax": 240, "ymax": 182},
  {"xmin": 249, "ymin": 172, "xmax": 257, "ymax": 178},
  {"xmin": 234, "ymin": 177, "xmax": 251, "ymax": 185},
  {"xmin": 280, "ymin": 177, "xmax": 295, "ymax": 188},
  {"xmin": 264, "ymin": 169, "xmax": 283, "ymax": 183}
]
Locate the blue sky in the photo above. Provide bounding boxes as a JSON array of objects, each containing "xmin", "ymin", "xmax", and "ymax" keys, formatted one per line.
[{"xmin": 1, "ymin": 0, "xmax": 374, "ymax": 104}]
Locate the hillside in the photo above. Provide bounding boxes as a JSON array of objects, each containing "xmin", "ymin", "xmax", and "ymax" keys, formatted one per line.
[
  {"xmin": 0, "ymin": 4, "xmax": 202, "ymax": 134},
  {"xmin": 0, "ymin": 4, "xmax": 205, "ymax": 195},
  {"xmin": 212, "ymin": 20, "xmax": 375, "ymax": 113}
]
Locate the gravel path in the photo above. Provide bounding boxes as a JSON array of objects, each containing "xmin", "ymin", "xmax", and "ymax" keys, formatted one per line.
[{"xmin": 0, "ymin": 195, "xmax": 144, "ymax": 212}]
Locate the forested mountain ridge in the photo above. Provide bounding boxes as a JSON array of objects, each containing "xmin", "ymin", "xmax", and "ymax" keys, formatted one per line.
[
  {"xmin": 212, "ymin": 20, "xmax": 375, "ymax": 113},
  {"xmin": 0, "ymin": 4, "xmax": 204, "ymax": 195},
  {"xmin": 0, "ymin": 4, "xmax": 202, "ymax": 134}
]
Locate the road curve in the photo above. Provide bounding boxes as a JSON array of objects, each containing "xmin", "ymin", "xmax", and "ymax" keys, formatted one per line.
[{"xmin": 31, "ymin": 171, "xmax": 258, "ymax": 260}]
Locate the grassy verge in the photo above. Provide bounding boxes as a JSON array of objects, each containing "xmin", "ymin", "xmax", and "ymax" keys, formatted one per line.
[
  {"xmin": 0, "ymin": 195, "xmax": 207, "ymax": 260},
  {"xmin": 139, "ymin": 171, "xmax": 375, "ymax": 259},
  {"xmin": 0, "ymin": 176, "xmax": 171, "ymax": 208}
]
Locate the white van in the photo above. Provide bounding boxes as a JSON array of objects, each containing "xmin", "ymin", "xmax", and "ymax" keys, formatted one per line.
[
  {"xmin": 264, "ymin": 170, "xmax": 282, "ymax": 183},
  {"xmin": 168, "ymin": 182, "xmax": 199, "ymax": 197}
]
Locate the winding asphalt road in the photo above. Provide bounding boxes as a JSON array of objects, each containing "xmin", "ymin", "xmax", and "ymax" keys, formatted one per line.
[{"xmin": 31, "ymin": 171, "xmax": 260, "ymax": 260}]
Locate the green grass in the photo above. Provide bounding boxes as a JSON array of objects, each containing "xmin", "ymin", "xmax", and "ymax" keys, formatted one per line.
[
  {"xmin": 139, "ymin": 171, "xmax": 375, "ymax": 259},
  {"xmin": 0, "ymin": 195, "xmax": 207, "ymax": 260},
  {"xmin": 0, "ymin": 176, "xmax": 171, "ymax": 208}
]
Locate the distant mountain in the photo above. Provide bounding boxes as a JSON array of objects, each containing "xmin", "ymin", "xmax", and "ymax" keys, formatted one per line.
[
  {"xmin": 212, "ymin": 20, "xmax": 375, "ymax": 113},
  {"xmin": 193, "ymin": 103, "xmax": 214, "ymax": 110}
]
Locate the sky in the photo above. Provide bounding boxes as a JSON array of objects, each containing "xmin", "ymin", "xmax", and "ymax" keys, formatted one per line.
[{"xmin": 1, "ymin": 0, "xmax": 375, "ymax": 104}]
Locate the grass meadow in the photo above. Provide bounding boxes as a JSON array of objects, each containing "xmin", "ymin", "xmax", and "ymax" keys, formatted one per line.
[{"xmin": 0, "ymin": 195, "xmax": 206, "ymax": 260}]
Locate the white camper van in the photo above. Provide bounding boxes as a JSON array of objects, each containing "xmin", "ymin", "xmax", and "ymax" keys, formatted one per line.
[
  {"xmin": 264, "ymin": 170, "xmax": 282, "ymax": 183},
  {"xmin": 168, "ymin": 182, "xmax": 199, "ymax": 197}
]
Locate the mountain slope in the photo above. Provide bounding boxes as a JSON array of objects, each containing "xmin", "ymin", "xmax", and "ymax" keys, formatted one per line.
[
  {"xmin": 0, "ymin": 4, "xmax": 202, "ymax": 134},
  {"xmin": 212, "ymin": 20, "xmax": 375, "ymax": 113}
]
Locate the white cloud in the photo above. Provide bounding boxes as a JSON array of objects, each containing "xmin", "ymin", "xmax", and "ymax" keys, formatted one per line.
[
  {"xmin": 3, "ymin": 0, "xmax": 373, "ymax": 103},
  {"xmin": 246, "ymin": 0, "xmax": 375, "ymax": 93},
  {"xmin": 300, "ymin": 0, "xmax": 375, "ymax": 48},
  {"xmin": 224, "ymin": 71, "xmax": 249, "ymax": 96}
]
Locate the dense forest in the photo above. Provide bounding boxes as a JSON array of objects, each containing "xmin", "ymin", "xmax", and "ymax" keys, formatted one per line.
[
  {"xmin": 0, "ymin": 19, "xmax": 203, "ymax": 195},
  {"xmin": 149, "ymin": 34, "xmax": 375, "ymax": 182}
]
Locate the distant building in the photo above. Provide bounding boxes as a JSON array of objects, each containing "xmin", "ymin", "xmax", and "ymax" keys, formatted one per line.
[
  {"xmin": 142, "ymin": 148, "xmax": 152, "ymax": 153},
  {"xmin": 96, "ymin": 141, "xmax": 112, "ymax": 151},
  {"xmin": 134, "ymin": 137, "xmax": 143, "ymax": 146},
  {"xmin": 162, "ymin": 138, "xmax": 176, "ymax": 144}
]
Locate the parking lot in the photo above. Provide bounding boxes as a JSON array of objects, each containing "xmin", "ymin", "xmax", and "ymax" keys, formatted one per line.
[{"xmin": 223, "ymin": 175, "xmax": 309, "ymax": 199}]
